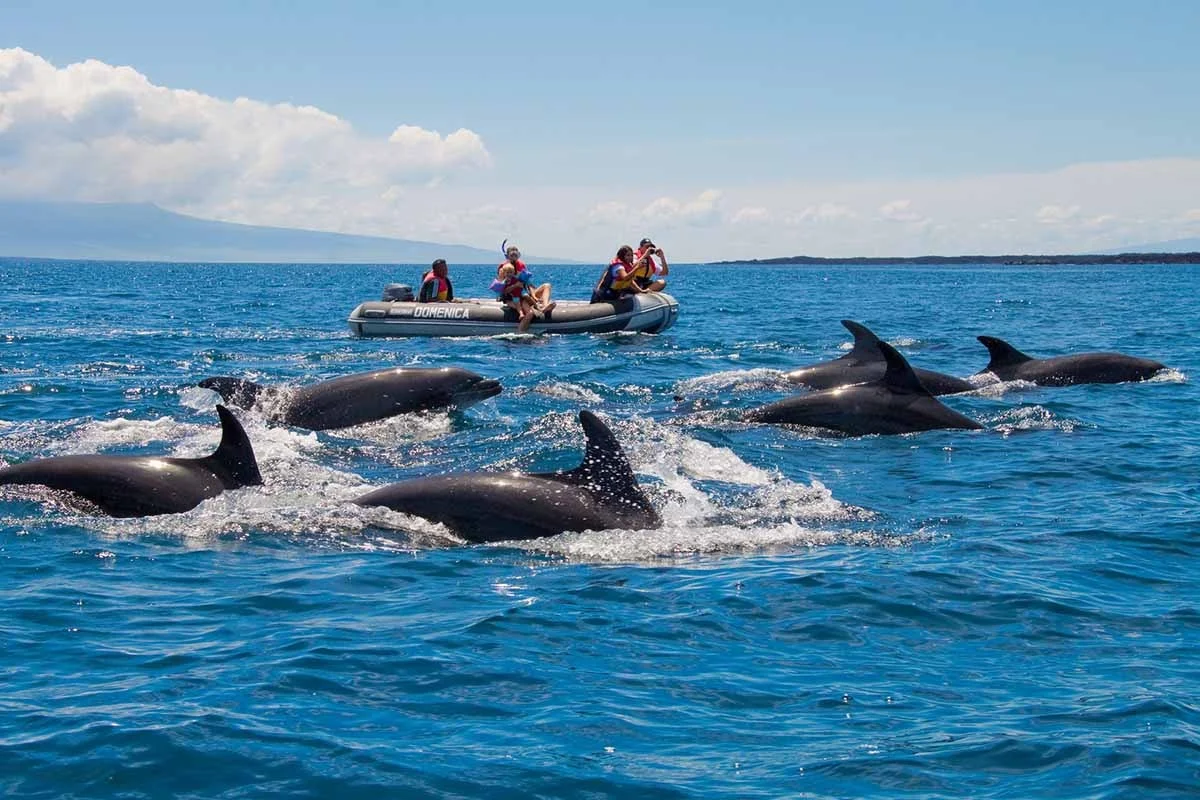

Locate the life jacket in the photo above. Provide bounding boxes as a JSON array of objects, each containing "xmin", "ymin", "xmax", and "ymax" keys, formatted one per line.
[
  {"xmin": 592, "ymin": 259, "xmax": 627, "ymax": 302},
  {"xmin": 418, "ymin": 271, "xmax": 453, "ymax": 302},
  {"xmin": 500, "ymin": 275, "xmax": 526, "ymax": 301},
  {"xmin": 608, "ymin": 258, "xmax": 641, "ymax": 293}
]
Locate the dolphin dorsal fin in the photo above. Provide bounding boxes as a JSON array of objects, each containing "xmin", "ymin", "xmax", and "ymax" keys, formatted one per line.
[
  {"xmin": 200, "ymin": 405, "xmax": 263, "ymax": 489},
  {"xmin": 841, "ymin": 320, "xmax": 883, "ymax": 362},
  {"xmin": 542, "ymin": 411, "xmax": 655, "ymax": 517},
  {"xmin": 977, "ymin": 336, "xmax": 1033, "ymax": 370},
  {"xmin": 877, "ymin": 342, "xmax": 930, "ymax": 395}
]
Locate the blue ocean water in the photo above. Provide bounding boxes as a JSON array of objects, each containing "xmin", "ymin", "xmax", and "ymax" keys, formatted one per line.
[{"xmin": 1, "ymin": 258, "xmax": 1197, "ymax": 799}]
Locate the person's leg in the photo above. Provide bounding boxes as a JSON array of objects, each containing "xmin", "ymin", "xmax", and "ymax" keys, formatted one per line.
[
  {"xmin": 647, "ymin": 279, "xmax": 666, "ymax": 292},
  {"xmin": 518, "ymin": 297, "xmax": 537, "ymax": 331}
]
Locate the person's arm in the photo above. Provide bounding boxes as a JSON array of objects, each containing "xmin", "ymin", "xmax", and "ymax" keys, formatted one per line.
[{"xmin": 655, "ymin": 249, "xmax": 669, "ymax": 277}]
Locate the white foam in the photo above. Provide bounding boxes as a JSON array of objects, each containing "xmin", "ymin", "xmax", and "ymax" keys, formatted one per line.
[
  {"xmin": 66, "ymin": 415, "xmax": 197, "ymax": 454},
  {"xmin": 530, "ymin": 381, "xmax": 604, "ymax": 404},
  {"xmin": 673, "ymin": 368, "xmax": 790, "ymax": 397},
  {"xmin": 1148, "ymin": 368, "xmax": 1187, "ymax": 383},
  {"xmin": 515, "ymin": 521, "xmax": 914, "ymax": 563},
  {"xmin": 990, "ymin": 405, "xmax": 1080, "ymax": 436}
]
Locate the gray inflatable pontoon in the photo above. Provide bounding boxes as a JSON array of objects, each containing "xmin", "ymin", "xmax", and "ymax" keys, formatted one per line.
[{"xmin": 348, "ymin": 291, "xmax": 679, "ymax": 338}]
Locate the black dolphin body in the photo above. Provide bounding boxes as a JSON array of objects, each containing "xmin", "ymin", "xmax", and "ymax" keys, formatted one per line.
[
  {"xmin": 353, "ymin": 410, "xmax": 660, "ymax": 543},
  {"xmin": 785, "ymin": 320, "xmax": 974, "ymax": 395},
  {"xmin": 747, "ymin": 342, "xmax": 983, "ymax": 435},
  {"xmin": 973, "ymin": 336, "xmax": 1166, "ymax": 387},
  {"xmin": 0, "ymin": 405, "xmax": 262, "ymax": 517},
  {"xmin": 199, "ymin": 366, "xmax": 503, "ymax": 430}
]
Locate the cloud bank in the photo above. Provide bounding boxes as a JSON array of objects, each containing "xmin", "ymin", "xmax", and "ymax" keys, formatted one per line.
[{"xmin": 2, "ymin": 47, "xmax": 1199, "ymax": 260}]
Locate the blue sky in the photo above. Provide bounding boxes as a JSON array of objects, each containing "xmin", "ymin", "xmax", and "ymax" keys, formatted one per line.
[{"xmin": 2, "ymin": 0, "xmax": 1199, "ymax": 258}]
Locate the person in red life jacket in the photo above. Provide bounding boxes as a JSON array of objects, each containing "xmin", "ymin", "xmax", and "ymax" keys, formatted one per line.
[
  {"xmin": 499, "ymin": 244, "xmax": 555, "ymax": 315},
  {"xmin": 633, "ymin": 237, "xmax": 669, "ymax": 292},
  {"xmin": 591, "ymin": 245, "xmax": 654, "ymax": 303},
  {"xmin": 418, "ymin": 259, "xmax": 459, "ymax": 303},
  {"xmin": 494, "ymin": 263, "xmax": 539, "ymax": 332}
]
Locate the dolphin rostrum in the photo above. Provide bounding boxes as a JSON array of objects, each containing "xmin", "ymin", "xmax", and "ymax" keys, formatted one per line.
[
  {"xmin": 0, "ymin": 405, "xmax": 262, "ymax": 517},
  {"xmin": 199, "ymin": 366, "xmax": 502, "ymax": 430},
  {"xmin": 353, "ymin": 410, "xmax": 660, "ymax": 542},
  {"xmin": 786, "ymin": 320, "xmax": 974, "ymax": 395},
  {"xmin": 748, "ymin": 341, "xmax": 983, "ymax": 435},
  {"xmin": 973, "ymin": 336, "xmax": 1166, "ymax": 387}
]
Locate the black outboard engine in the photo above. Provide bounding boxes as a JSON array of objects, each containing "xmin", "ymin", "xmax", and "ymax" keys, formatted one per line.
[{"xmin": 381, "ymin": 283, "xmax": 414, "ymax": 302}]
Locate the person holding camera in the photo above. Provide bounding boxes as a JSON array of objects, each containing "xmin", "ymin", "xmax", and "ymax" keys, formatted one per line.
[
  {"xmin": 591, "ymin": 244, "xmax": 655, "ymax": 303},
  {"xmin": 633, "ymin": 237, "xmax": 669, "ymax": 292}
]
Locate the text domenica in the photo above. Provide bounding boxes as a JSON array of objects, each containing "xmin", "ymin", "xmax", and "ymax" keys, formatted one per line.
[{"xmin": 412, "ymin": 306, "xmax": 472, "ymax": 320}]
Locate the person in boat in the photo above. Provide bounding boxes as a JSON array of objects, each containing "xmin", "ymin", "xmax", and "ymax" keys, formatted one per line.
[
  {"xmin": 493, "ymin": 263, "xmax": 540, "ymax": 332},
  {"xmin": 591, "ymin": 245, "xmax": 654, "ymax": 303},
  {"xmin": 418, "ymin": 259, "xmax": 459, "ymax": 303},
  {"xmin": 499, "ymin": 244, "xmax": 554, "ymax": 313},
  {"xmin": 634, "ymin": 237, "xmax": 669, "ymax": 292}
]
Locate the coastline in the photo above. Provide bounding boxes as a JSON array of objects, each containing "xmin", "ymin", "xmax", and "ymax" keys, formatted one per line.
[{"xmin": 709, "ymin": 252, "xmax": 1200, "ymax": 266}]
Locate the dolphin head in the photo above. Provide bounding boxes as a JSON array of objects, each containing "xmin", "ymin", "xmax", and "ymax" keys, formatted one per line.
[
  {"xmin": 448, "ymin": 375, "xmax": 503, "ymax": 408},
  {"xmin": 199, "ymin": 376, "xmax": 267, "ymax": 409}
]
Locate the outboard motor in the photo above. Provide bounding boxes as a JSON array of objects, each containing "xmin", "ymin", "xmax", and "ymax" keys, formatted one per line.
[{"xmin": 382, "ymin": 283, "xmax": 414, "ymax": 302}]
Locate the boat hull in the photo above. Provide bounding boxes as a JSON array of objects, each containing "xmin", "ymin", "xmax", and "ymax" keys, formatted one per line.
[{"xmin": 347, "ymin": 293, "xmax": 679, "ymax": 338}]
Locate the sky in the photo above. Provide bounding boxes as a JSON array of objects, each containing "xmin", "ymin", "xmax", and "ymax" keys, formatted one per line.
[{"xmin": 2, "ymin": 0, "xmax": 1199, "ymax": 260}]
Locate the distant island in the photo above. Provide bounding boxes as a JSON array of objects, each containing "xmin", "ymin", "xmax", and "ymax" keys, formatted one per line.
[
  {"xmin": 0, "ymin": 200, "xmax": 570, "ymax": 264},
  {"xmin": 711, "ymin": 252, "xmax": 1200, "ymax": 266}
]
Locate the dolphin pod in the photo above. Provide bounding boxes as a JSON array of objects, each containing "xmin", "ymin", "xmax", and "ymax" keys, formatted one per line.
[
  {"xmin": 0, "ymin": 327, "xmax": 1173, "ymax": 532},
  {"xmin": 199, "ymin": 367, "xmax": 503, "ymax": 430},
  {"xmin": 748, "ymin": 342, "xmax": 983, "ymax": 435},
  {"xmin": 786, "ymin": 320, "xmax": 975, "ymax": 395},
  {"xmin": 973, "ymin": 336, "xmax": 1166, "ymax": 387},
  {"xmin": 0, "ymin": 405, "xmax": 262, "ymax": 517},
  {"xmin": 353, "ymin": 410, "xmax": 661, "ymax": 542}
]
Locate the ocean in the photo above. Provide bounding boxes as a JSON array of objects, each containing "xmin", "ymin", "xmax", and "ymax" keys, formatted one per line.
[{"xmin": 1, "ymin": 258, "xmax": 1197, "ymax": 799}]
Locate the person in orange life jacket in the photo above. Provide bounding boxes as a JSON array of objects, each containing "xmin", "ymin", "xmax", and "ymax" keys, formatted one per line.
[
  {"xmin": 494, "ymin": 263, "xmax": 539, "ymax": 332},
  {"xmin": 633, "ymin": 237, "xmax": 669, "ymax": 292},
  {"xmin": 499, "ymin": 244, "xmax": 555, "ymax": 314},
  {"xmin": 591, "ymin": 244, "xmax": 654, "ymax": 303},
  {"xmin": 418, "ymin": 259, "xmax": 459, "ymax": 303}
]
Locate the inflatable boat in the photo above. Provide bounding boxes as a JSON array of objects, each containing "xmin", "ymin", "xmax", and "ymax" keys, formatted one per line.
[{"xmin": 347, "ymin": 286, "xmax": 679, "ymax": 337}]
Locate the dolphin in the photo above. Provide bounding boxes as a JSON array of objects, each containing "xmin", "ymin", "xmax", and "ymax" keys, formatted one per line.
[
  {"xmin": 973, "ymin": 336, "xmax": 1166, "ymax": 387},
  {"xmin": 785, "ymin": 320, "xmax": 974, "ymax": 395},
  {"xmin": 747, "ymin": 341, "xmax": 983, "ymax": 435},
  {"xmin": 0, "ymin": 405, "xmax": 262, "ymax": 517},
  {"xmin": 353, "ymin": 410, "xmax": 660, "ymax": 542},
  {"xmin": 199, "ymin": 366, "xmax": 503, "ymax": 430}
]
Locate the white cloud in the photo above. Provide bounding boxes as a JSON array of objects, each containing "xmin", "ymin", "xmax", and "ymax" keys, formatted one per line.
[
  {"xmin": 788, "ymin": 202, "xmax": 856, "ymax": 225},
  {"xmin": 731, "ymin": 206, "xmax": 772, "ymax": 225},
  {"xmin": 879, "ymin": 199, "xmax": 925, "ymax": 223},
  {"xmin": 585, "ymin": 200, "xmax": 634, "ymax": 227},
  {"xmin": 1182, "ymin": 209, "xmax": 1200, "ymax": 223},
  {"xmin": 0, "ymin": 47, "xmax": 490, "ymax": 216},
  {"xmin": 1035, "ymin": 204, "xmax": 1081, "ymax": 224},
  {"xmin": 641, "ymin": 189, "xmax": 723, "ymax": 227}
]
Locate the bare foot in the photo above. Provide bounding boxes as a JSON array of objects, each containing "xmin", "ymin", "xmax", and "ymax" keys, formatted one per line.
[{"xmin": 541, "ymin": 302, "xmax": 557, "ymax": 314}]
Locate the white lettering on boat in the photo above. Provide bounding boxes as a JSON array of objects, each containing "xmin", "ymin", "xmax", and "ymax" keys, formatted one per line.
[{"xmin": 411, "ymin": 306, "xmax": 472, "ymax": 319}]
